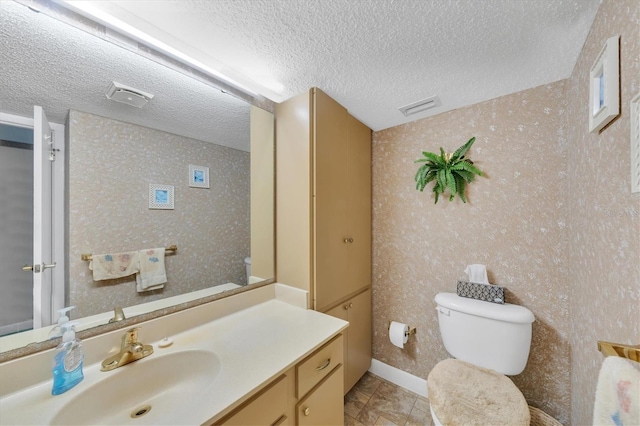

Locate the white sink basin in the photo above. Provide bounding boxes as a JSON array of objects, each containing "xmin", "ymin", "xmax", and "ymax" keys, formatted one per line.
[{"xmin": 50, "ymin": 350, "xmax": 220, "ymax": 425}]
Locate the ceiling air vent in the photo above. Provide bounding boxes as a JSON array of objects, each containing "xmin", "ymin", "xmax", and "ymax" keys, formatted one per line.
[
  {"xmin": 399, "ymin": 96, "xmax": 441, "ymax": 117},
  {"xmin": 105, "ymin": 81, "xmax": 154, "ymax": 108}
]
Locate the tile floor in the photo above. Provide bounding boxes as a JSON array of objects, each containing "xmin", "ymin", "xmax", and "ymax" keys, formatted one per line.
[{"xmin": 344, "ymin": 372, "xmax": 435, "ymax": 426}]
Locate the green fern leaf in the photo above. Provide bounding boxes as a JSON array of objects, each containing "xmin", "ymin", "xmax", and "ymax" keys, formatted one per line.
[
  {"xmin": 452, "ymin": 169, "xmax": 476, "ymax": 183},
  {"xmin": 433, "ymin": 183, "xmax": 440, "ymax": 203},
  {"xmin": 414, "ymin": 167, "xmax": 424, "ymax": 185},
  {"xmin": 451, "ymin": 161, "xmax": 478, "ymax": 173},
  {"xmin": 450, "ymin": 137, "xmax": 476, "ymax": 161},
  {"xmin": 424, "ymin": 171, "xmax": 437, "ymax": 184},
  {"xmin": 415, "ymin": 164, "xmax": 428, "ymax": 180},
  {"xmin": 421, "ymin": 152, "xmax": 445, "ymax": 166},
  {"xmin": 446, "ymin": 169, "xmax": 456, "ymax": 197},
  {"xmin": 437, "ymin": 169, "xmax": 447, "ymax": 191},
  {"xmin": 454, "ymin": 175, "xmax": 467, "ymax": 203},
  {"xmin": 454, "ymin": 160, "xmax": 483, "ymax": 176}
]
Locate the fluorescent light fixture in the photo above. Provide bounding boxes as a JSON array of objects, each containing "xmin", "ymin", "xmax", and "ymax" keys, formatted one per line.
[
  {"xmin": 399, "ymin": 96, "xmax": 442, "ymax": 117},
  {"xmin": 58, "ymin": 1, "xmax": 260, "ymax": 96}
]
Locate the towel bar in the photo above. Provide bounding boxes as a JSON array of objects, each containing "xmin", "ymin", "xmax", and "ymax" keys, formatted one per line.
[
  {"xmin": 81, "ymin": 245, "xmax": 177, "ymax": 261},
  {"xmin": 597, "ymin": 340, "xmax": 640, "ymax": 363}
]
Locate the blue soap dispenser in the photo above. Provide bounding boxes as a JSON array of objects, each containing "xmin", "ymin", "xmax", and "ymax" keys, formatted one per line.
[{"xmin": 52, "ymin": 321, "xmax": 84, "ymax": 395}]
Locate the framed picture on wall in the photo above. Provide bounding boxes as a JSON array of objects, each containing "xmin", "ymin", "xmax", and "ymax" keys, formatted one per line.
[
  {"xmin": 149, "ymin": 184, "xmax": 174, "ymax": 209},
  {"xmin": 189, "ymin": 165, "xmax": 210, "ymax": 188},
  {"xmin": 588, "ymin": 35, "xmax": 620, "ymax": 133}
]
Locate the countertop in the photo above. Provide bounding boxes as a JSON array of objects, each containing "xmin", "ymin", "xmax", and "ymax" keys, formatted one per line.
[{"xmin": 0, "ymin": 284, "xmax": 348, "ymax": 425}]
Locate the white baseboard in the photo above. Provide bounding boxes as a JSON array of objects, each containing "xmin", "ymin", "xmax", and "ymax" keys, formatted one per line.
[{"xmin": 369, "ymin": 358, "xmax": 428, "ymax": 398}]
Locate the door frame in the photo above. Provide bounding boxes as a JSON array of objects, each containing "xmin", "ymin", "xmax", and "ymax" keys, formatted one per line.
[{"xmin": 0, "ymin": 111, "xmax": 66, "ymax": 326}]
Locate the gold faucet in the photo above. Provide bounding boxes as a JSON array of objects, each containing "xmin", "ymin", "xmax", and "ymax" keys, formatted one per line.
[
  {"xmin": 101, "ymin": 328, "xmax": 153, "ymax": 371},
  {"xmin": 108, "ymin": 306, "xmax": 126, "ymax": 323}
]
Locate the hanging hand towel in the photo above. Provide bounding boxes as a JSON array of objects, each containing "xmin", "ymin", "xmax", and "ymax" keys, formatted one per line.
[
  {"xmin": 593, "ymin": 356, "xmax": 640, "ymax": 425},
  {"xmin": 135, "ymin": 248, "xmax": 167, "ymax": 292},
  {"xmin": 89, "ymin": 251, "xmax": 140, "ymax": 281}
]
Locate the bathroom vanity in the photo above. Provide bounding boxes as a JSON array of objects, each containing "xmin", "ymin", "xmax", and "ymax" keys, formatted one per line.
[{"xmin": 0, "ymin": 284, "xmax": 348, "ymax": 425}]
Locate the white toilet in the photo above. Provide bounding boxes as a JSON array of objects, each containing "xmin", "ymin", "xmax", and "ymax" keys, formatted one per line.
[{"xmin": 429, "ymin": 292, "xmax": 535, "ymax": 426}]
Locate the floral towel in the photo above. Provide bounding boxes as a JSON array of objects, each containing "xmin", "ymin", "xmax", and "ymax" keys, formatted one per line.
[
  {"xmin": 135, "ymin": 248, "xmax": 167, "ymax": 292},
  {"xmin": 89, "ymin": 251, "xmax": 140, "ymax": 281},
  {"xmin": 593, "ymin": 356, "xmax": 640, "ymax": 426}
]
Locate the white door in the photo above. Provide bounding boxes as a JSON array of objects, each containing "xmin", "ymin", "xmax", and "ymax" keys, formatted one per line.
[
  {"xmin": 32, "ymin": 106, "xmax": 55, "ymax": 328},
  {"xmin": 0, "ymin": 109, "xmax": 64, "ymax": 335}
]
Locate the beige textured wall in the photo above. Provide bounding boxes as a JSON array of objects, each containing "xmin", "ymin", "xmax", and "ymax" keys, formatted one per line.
[
  {"xmin": 67, "ymin": 110, "xmax": 250, "ymax": 319},
  {"xmin": 565, "ymin": 1, "xmax": 640, "ymax": 424},
  {"xmin": 372, "ymin": 1, "xmax": 639, "ymax": 424},
  {"xmin": 373, "ymin": 80, "xmax": 571, "ymax": 422}
]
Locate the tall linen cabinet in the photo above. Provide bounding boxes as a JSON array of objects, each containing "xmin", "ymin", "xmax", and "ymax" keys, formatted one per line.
[{"xmin": 276, "ymin": 88, "xmax": 372, "ymax": 393}]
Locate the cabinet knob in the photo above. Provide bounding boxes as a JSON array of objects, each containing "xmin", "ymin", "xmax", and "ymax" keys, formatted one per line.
[
  {"xmin": 348, "ymin": 238, "xmax": 354, "ymax": 243},
  {"xmin": 303, "ymin": 407, "xmax": 310, "ymax": 416},
  {"xmin": 343, "ymin": 238, "xmax": 348, "ymax": 243}
]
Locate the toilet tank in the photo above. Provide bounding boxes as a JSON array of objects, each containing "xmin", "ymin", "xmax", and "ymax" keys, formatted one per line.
[{"xmin": 434, "ymin": 292, "xmax": 535, "ymax": 375}]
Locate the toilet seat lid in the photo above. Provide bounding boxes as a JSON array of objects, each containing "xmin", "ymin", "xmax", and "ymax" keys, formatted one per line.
[{"xmin": 427, "ymin": 359, "xmax": 530, "ymax": 426}]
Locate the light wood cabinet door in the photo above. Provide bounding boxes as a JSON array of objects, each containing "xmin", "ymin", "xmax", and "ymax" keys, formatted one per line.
[
  {"xmin": 325, "ymin": 288, "xmax": 372, "ymax": 394},
  {"xmin": 296, "ymin": 365, "xmax": 344, "ymax": 426},
  {"xmin": 345, "ymin": 288, "xmax": 372, "ymax": 392},
  {"xmin": 346, "ymin": 114, "xmax": 372, "ymax": 295},
  {"xmin": 314, "ymin": 88, "xmax": 349, "ymax": 311},
  {"xmin": 314, "ymin": 90, "xmax": 372, "ymax": 311}
]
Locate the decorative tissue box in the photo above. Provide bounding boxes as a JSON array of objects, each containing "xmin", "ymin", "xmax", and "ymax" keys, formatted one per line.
[{"xmin": 457, "ymin": 280, "xmax": 505, "ymax": 304}]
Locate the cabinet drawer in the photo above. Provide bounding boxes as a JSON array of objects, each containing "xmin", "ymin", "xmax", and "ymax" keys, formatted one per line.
[
  {"xmin": 296, "ymin": 365, "xmax": 344, "ymax": 426},
  {"xmin": 216, "ymin": 374, "xmax": 288, "ymax": 425},
  {"xmin": 296, "ymin": 334, "xmax": 344, "ymax": 398}
]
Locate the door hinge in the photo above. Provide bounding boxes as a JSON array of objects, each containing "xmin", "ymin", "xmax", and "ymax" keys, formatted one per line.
[{"xmin": 48, "ymin": 131, "xmax": 59, "ymax": 161}]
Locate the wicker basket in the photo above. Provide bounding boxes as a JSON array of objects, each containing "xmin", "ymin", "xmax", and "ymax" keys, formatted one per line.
[{"xmin": 529, "ymin": 406, "xmax": 562, "ymax": 426}]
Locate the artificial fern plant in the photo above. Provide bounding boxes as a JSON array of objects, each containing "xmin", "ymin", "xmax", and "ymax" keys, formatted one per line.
[{"xmin": 414, "ymin": 137, "xmax": 483, "ymax": 203}]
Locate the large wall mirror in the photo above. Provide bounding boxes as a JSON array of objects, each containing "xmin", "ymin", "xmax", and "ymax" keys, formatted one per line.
[{"xmin": 0, "ymin": 0, "xmax": 274, "ymax": 356}]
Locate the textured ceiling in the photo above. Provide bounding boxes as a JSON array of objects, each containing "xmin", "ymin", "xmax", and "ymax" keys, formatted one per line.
[
  {"xmin": 1, "ymin": 0, "xmax": 601, "ymax": 138},
  {"xmin": 0, "ymin": 1, "xmax": 250, "ymax": 151},
  {"xmin": 76, "ymin": 0, "xmax": 602, "ymax": 131}
]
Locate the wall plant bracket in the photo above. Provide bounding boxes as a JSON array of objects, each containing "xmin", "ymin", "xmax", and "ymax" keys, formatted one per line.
[{"xmin": 414, "ymin": 137, "xmax": 483, "ymax": 203}]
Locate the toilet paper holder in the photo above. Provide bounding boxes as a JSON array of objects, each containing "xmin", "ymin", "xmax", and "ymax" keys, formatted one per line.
[{"xmin": 387, "ymin": 322, "xmax": 416, "ymax": 337}]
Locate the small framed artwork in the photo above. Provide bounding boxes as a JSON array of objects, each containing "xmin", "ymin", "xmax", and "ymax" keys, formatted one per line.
[
  {"xmin": 589, "ymin": 35, "xmax": 620, "ymax": 133},
  {"xmin": 189, "ymin": 165, "xmax": 210, "ymax": 188},
  {"xmin": 149, "ymin": 184, "xmax": 174, "ymax": 209}
]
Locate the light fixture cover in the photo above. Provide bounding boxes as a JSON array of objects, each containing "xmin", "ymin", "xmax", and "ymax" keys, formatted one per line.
[{"xmin": 105, "ymin": 81, "xmax": 154, "ymax": 108}]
